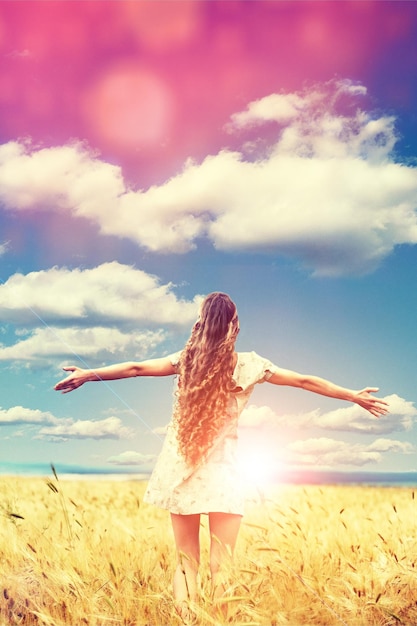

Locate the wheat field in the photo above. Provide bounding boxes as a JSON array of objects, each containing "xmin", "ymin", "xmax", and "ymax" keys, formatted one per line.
[{"xmin": 0, "ymin": 473, "xmax": 416, "ymax": 626}]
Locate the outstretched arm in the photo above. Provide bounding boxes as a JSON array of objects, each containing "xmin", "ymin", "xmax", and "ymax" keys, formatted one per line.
[
  {"xmin": 54, "ymin": 357, "xmax": 176, "ymax": 394},
  {"xmin": 267, "ymin": 368, "xmax": 389, "ymax": 418}
]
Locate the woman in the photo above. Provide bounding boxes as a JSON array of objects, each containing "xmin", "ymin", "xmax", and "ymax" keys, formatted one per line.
[{"xmin": 54, "ymin": 292, "xmax": 388, "ymax": 615}]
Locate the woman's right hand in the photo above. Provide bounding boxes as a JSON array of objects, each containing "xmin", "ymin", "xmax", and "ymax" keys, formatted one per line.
[{"xmin": 54, "ymin": 366, "xmax": 89, "ymax": 394}]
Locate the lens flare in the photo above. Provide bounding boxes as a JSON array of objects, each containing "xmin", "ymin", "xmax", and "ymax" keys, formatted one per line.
[
  {"xmin": 238, "ymin": 441, "xmax": 282, "ymax": 486},
  {"xmin": 82, "ymin": 61, "xmax": 176, "ymax": 153}
]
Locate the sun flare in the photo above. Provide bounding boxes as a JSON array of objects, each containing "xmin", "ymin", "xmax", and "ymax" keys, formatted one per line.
[{"xmin": 238, "ymin": 442, "xmax": 283, "ymax": 485}]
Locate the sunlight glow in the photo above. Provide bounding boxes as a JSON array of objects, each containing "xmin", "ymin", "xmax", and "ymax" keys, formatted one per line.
[
  {"xmin": 238, "ymin": 445, "xmax": 283, "ymax": 486},
  {"xmin": 82, "ymin": 62, "xmax": 175, "ymax": 152}
]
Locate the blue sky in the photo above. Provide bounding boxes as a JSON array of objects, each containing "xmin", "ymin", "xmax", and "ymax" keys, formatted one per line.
[{"xmin": 1, "ymin": 1, "xmax": 417, "ymax": 479}]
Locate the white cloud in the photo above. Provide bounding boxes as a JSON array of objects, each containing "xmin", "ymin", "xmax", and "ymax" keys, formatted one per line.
[
  {"xmin": 1, "ymin": 82, "xmax": 417, "ymax": 275},
  {"xmin": 367, "ymin": 438, "xmax": 414, "ymax": 454},
  {"xmin": 240, "ymin": 404, "xmax": 323, "ymax": 429},
  {"xmin": 0, "ymin": 405, "xmax": 60, "ymax": 425},
  {"xmin": 0, "ymin": 140, "xmax": 125, "ymax": 216},
  {"xmin": 300, "ymin": 394, "xmax": 416, "ymax": 434},
  {"xmin": 0, "ymin": 262, "xmax": 201, "ymax": 327},
  {"xmin": 239, "ymin": 404, "xmax": 280, "ymax": 428},
  {"xmin": 230, "ymin": 82, "xmax": 368, "ymax": 130},
  {"xmin": 107, "ymin": 450, "xmax": 156, "ymax": 465},
  {"xmin": 287, "ymin": 438, "xmax": 381, "ymax": 467},
  {"xmin": 0, "ymin": 241, "xmax": 8, "ymax": 256},
  {"xmin": 0, "ymin": 262, "xmax": 201, "ymax": 366},
  {"xmin": 0, "ymin": 406, "xmax": 135, "ymax": 441},
  {"xmin": 38, "ymin": 416, "xmax": 134, "ymax": 440},
  {"xmin": 229, "ymin": 92, "xmax": 306, "ymax": 127},
  {"xmin": 285, "ymin": 436, "xmax": 408, "ymax": 468},
  {"xmin": 241, "ymin": 395, "xmax": 416, "ymax": 435},
  {"xmin": 239, "ymin": 398, "xmax": 417, "ymax": 469},
  {"xmin": 0, "ymin": 326, "xmax": 166, "ymax": 365}
]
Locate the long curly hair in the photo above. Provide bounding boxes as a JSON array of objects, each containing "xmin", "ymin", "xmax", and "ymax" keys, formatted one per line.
[{"xmin": 174, "ymin": 292, "xmax": 240, "ymax": 467}]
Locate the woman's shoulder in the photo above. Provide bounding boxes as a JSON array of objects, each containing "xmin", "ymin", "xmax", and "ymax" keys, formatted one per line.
[
  {"xmin": 234, "ymin": 351, "xmax": 278, "ymax": 385},
  {"xmin": 236, "ymin": 350, "xmax": 270, "ymax": 363},
  {"xmin": 166, "ymin": 350, "xmax": 182, "ymax": 369}
]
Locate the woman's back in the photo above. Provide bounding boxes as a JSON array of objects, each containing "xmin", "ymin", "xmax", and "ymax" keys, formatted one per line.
[{"xmin": 143, "ymin": 350, "xmax": 279, "ymax": 516}]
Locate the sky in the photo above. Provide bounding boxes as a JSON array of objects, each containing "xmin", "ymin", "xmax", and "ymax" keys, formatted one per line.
[{"xmin": 1, "ymin": 0, "xmax": 417, "ymax": 481}]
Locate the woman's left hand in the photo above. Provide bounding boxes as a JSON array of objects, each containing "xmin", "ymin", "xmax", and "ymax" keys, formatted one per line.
[{"xmin": 354, "ymin": 387, "xmax": 389, "ymax": 417}]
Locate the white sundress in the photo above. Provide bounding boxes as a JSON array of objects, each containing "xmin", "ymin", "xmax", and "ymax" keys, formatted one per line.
[{"xmin": 143, "ymin": 351, "xmax": 278, "ymax": 516}]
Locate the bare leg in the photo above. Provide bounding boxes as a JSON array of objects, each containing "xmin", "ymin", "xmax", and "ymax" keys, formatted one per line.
[
  {"xmin": 208, "ymin": 512, "xmax": 242, "ymax": 606},
  {"xmin": 170, "ymin": 513, "xmax": 201, "ymax": 619}
]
